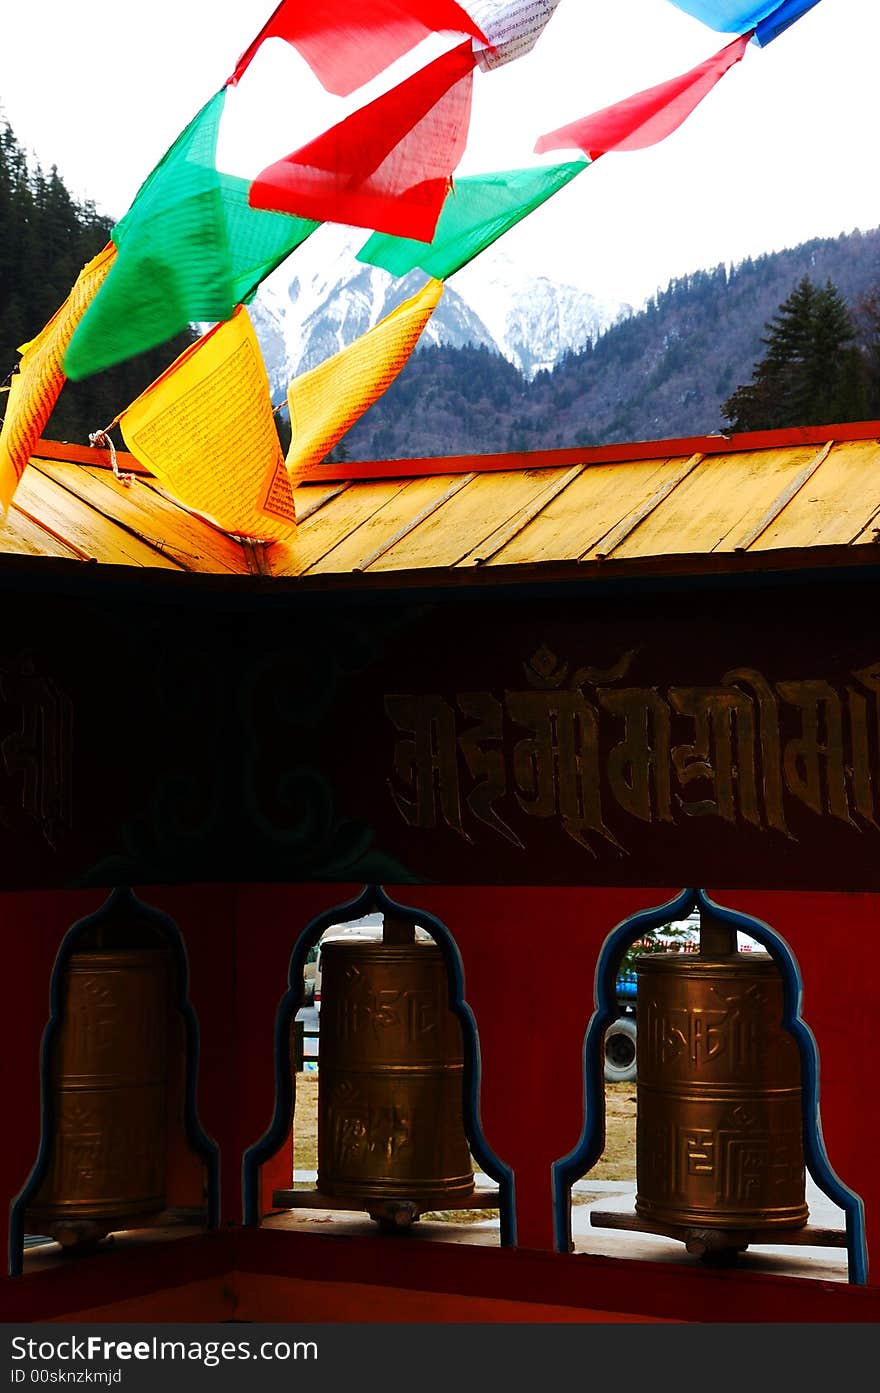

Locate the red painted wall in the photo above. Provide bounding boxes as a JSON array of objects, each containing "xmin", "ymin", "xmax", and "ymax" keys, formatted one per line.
[
  {"xmin": 708, "ymin": 889, "xmax": 880, "ymax": 1282},
  {"xmin": 2, "ymin": 880, "xmax": 876, "ymax": 1320}
]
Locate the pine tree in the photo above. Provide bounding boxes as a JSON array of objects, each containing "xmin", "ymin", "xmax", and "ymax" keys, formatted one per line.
[
  {"xmin": 722, "ymin": 276, "xmax": 867, "ymax": 431},
  {"xmin": 853, "ymin": 284, "xmax": 880, "ymax": 417},
  {"xmin": 1, "ymin": 113, "xmax": 195, "ymax": 448}
]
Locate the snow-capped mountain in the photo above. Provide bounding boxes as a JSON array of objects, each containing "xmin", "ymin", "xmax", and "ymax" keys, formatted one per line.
[
  {"xmin": 450, "ymin": 253, "xmax": 631, "ymax": 379},
  {"xmin": 249, "ymin": 224, "xmax": 631, "ymax": 398},
  {"xmin": 250, "ymin": 226, "xmax": 496, "ymax": 398}
]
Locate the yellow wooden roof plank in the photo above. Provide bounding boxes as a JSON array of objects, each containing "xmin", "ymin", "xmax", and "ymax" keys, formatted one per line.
[
  {"xmin": 852, "ymin": 507, "xmax": 880, "ymax": 545},
  {"xmin": 589, "ymin": 453, "xmax": 704, "ymax": 559},
  {"xmin": 732, "ymin": 442, "xmax": 833, "ymax": 550},
  {"xmin": 33, "ymin": 459, "xmax": 249, "ymax": 574},
  {"xmin": 368, "ymin": 468, "xmax": 580, "ymax": 572},
  {"xmin": 8, "ymin": 433, "xmax": 880, "ymax": 578},
  {"xmin": 269, "ymin": 478, "xmax": 414, "ymax": 576},
  {"xmin": 611, "ymin": 445, "xmax": 820, "ymax": 558},
  {"xmin": 750, "ymin": 439, "xmax": 880, "ymax": 550},
  {"xmin": 294, "ymin": 480, "xmax": 352, "ymax": 523},
  {"xmin": 488, "ymin": 455, "xmax": 691, "ymax": 566},
  {"xmin": 11, "ymin": 470, "xmax": 183, "ymax": 570},
  {"xmin": 0, "ymin": 505, "xmax": 86, "ymax": 560},
  {"xmin": 302, "ymin": 475, "xmax": 465, "ymax": 575},
  {"xmin": 361, "ymin": 473, "xmax": 478, "ymax": 571},
  {"xmin": 456, "ymin": 465, "xmax": 586, "ymax": 567}
]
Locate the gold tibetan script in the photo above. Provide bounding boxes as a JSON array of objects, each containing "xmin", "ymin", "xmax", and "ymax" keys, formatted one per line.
[
  {"xmin": 0, "ymin": 652, "xmax": 73, "ymax": 849},
  {"xmin": 384, "ymin": 647, "xmax": 880, "ymax": 855}
]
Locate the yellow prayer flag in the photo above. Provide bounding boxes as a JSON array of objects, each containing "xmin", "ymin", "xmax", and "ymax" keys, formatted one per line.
[
  {"xmin": 119, "ymin": 306, "xmax": 296, "ymax": 541},
  {"xmin": 0, "ymin": 243, "xmax": 116, "ymax": 516},
  {"xmin": 286, "ymin": 277, "xmax": 444, "ymax": 488}
]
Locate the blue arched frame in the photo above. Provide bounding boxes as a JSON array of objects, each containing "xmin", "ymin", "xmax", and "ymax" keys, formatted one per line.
[
  {"xmin": 551, "ymin": 886, "xmax": 867, "ymax": 1284},
  {"xmin": 241, "ymin": 884, "xmax": 516, "ymax": 1245},
  {"xmin": 8, "ymin": 888, "xmax": 221, "ymax": 1278}
]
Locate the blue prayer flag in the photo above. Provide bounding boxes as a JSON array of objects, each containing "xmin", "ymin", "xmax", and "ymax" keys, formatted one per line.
[{"xmin": 663, "ymin": 1, "xmax": 821, "ymax": 45}]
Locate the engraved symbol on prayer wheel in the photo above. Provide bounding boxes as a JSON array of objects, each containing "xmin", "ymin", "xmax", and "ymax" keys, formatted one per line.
[
  {"xmin": 26, "ymin": 947, "xmax": 170, "ymax": 1246},
  {"xmin": 316, "ymin": 939, "xmax": 474, "ymax": 1214},
  {"xmin": 634, "ymin": 947, "xmax": 808, "ymax": 1238}
]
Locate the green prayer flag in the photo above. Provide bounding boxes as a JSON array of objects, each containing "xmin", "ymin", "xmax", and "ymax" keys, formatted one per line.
[
  {"xmin": 356, "ymin": 157, "xmax": 589, "ymax": 282},
  {"xmin": 64, "ymin": 90, "xmax": 318, "ymax": 380}
]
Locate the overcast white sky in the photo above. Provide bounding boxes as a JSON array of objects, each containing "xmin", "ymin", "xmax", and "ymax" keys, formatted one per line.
[{"xmin": 0, "ymin": 0, "xmax": 877, "ymax": 306}]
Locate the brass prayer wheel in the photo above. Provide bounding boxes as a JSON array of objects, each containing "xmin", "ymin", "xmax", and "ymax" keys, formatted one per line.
[
  {"xmin": 316, "ymin": 938, "xmax": 474, "ymax": 1211},
  {"xmin": 635, "ymin": 946, "xmax": 808, "ymax": 1237},
  {"xmin": 26, "ymin": 947, "xmax": 170, "ymax": 1245}
]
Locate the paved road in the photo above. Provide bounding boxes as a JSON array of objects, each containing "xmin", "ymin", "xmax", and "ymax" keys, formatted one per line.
[{"xmin": 295, "ymin": 1004, "xmax": 319, "ymax": 1059}]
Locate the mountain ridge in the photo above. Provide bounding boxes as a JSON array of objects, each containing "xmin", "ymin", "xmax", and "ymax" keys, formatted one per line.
[
  {"xmin": 250, "ymin": 224, "xmax": 630, "ymax": 392},
  {"xmin": 317, "ymin": 225, "xmax": 880, "ymax": 459}
]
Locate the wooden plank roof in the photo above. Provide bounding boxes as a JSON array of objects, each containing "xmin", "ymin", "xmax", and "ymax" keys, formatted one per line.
[{"xmin": 3, "ymin": 425, "xmax": 880, "ymax": 584}]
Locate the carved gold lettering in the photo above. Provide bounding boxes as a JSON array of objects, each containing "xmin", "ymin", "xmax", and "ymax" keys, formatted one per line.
[
  {"xmin": 777, "ymin": 679, "xmax": 855, "ymax": 827},
  {"xmin": 847, "ymin": 686, "xmax": 878, "ymax": 828},
  {"xmin": 668, "ymin": 687, "xmax": 757, "ymax": 824},
  {"xmin": 723, "ymin": 668, "xmax": 788, "ymax": 836},
  {"xmin": 506, "ymin": 689, "xmax": 556, "ymax": 819},
  {"xmin": 599, "ymin": 687, "xmax": 673, "ymax": 823},
  {"xmin": 853, "ymin": 663, "xmax": 880, "ymax": 741},
  {"xmin": 457, "ymin": 691, "xmax": 522, "ymax": 847},
  {"xmin": 384, "ymin": 693, "xmax": 469, "ymax": 840},
  {"xmin": 652, "ymin": 1004, "xmax": 734, "ymax": 1067},
  {"xmin": 383, "ymin": 652, "xmax": 880, "ymax": 852},
  {"xmin": 0, "ymin": 652, "xmax": 73, "ymax": 849},
  {"xmin": 689, "ymin": 1009, "xmax": 729, "ymax": 1064},
  {"xmin": 506, "ymin": 688, "xmax": 621, "ymax": 854},
  {"xmin": 853, "ymin": 664, "xmax": 880, "ymax": 824},
  {"xmin": 685, "ymin": 1131, "xmax": 715, "ymax": 1176},
  {"xmin": 406, "ymin": 990, "xmax": 438, "ymax": 1040}
]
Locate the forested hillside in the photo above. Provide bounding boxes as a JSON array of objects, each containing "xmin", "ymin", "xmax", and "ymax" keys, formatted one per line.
[
  {"xmin": 341, "ymin": 227, "xmax": 880, "ymax": 458},
  {"xmin": 0, "ymin": 117, "xmax": 193, "ymax": 445},
  {"xmin": 4, "ymin": 99, "xmax": 880, "ymax": 461}
]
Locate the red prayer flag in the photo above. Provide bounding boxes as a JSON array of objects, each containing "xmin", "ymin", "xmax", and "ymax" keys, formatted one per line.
[
  {"xmin": 249, "ymin": 41, "xmax": 477, "ymax": 242},
  {"xmin": 534, "ymin": 31, "xmax": 752, "ymax": 158},
  {"xmin": 228, "ymin": 0, "xmax": 486, "ymax": 95}
]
